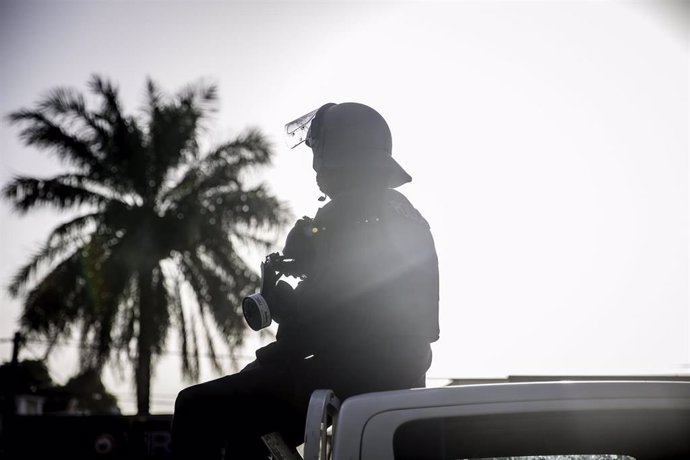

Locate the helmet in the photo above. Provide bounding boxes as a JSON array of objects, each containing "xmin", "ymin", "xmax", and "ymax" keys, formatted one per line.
[{"xmin": 286, "ymin": 103, "xmax": 411, "ymax": 188}]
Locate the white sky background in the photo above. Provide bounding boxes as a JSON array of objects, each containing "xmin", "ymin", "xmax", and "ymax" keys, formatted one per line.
[{"xmin": 0, "ymin": 0, "xmax": 688, "ymax": 414}]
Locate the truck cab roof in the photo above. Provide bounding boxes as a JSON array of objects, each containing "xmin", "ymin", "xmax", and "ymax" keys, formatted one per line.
[{"xmin": 322, "ymin": 381, "xmax": 690, "ymax": 460}]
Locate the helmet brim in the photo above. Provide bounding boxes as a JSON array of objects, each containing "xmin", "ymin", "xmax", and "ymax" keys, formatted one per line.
[
  {"xmin": 321, "ymin": 151, "xmax": 412, "ymax": 188},
  {"xmin": 380, "ymin": 155, "xmax": 412, "ymax": 188}
]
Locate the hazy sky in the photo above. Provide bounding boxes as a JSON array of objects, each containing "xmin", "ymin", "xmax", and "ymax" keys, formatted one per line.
[{"xmin": 1, "ymin": 0, "xmax": 688, "ymax": 414}]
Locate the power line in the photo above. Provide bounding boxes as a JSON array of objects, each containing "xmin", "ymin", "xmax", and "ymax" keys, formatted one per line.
[
  {"xmin": 2, "ymin": 337, "xmax": 457, "ymax": 382},
  {"xmin": 0, "ymin": 336, "xmax": 256, "ymax": 361}
]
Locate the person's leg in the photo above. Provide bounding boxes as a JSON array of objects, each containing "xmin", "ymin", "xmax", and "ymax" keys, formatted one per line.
[
  {"xmin": 172, "ymin": 375, "xmax": 233, "ymax": 460},
  {"xmin": 172, "ymin": 362, "xmax": 305, "ymax": 460},
  {"xmin": 293, "ymin": 341, "xmax": 432, "ymax": 404}
]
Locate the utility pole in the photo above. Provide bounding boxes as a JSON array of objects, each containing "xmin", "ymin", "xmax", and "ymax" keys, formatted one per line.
[
  {"xmin": 11, "ymin": 332, "xmax": 21, "ymax": 366},
  {"xmin": 2, "ymin": 331, "xmax": 23, "ymax": 445}
]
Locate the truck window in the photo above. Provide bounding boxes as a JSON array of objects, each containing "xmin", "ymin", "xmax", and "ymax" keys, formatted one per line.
[{"xmin": 392, "ymin": 410, "xmax": 689, "ymax": 460}]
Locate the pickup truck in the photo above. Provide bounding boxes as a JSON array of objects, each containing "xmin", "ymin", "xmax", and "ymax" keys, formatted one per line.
[{"xmin": 271, "ymin": 380, "xmax": 690, "ymax": 460}]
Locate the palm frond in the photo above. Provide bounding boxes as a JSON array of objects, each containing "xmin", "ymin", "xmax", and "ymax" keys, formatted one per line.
[
  {"xmin": 188, "ymin": 313, "xmax": 201, "ymax": 380},
  {"xmin": 7, "ymin": 109, "xmax": 100, "ymax": 170},
  {"xmin": 150, "ymin": 265, "xmax": 172, "ymax": 355},
  {"xmin": 113, "ymin": 283, "xmax": 137, "ymax": 362},
  {"xmin": 147, "ymin": 105, "xmax": 200, "ymax": 191},
  {"xmin": 198, "ymin": 306, "xmax": 224, "ymax": 375},
  {"xmin": 229, "ymin": 230, "xmax": 276, "ymax": 252},
  {"xmin": 21, "ymin": 246, "xmax": 90, "ymax": 339},
  {"xmin": 47, "ymin": 212, "xmax": 100, "ymax": 243},
  {"xmin": 176, "ymin": 79, "xmax": 218, "ymax": 116},
  {"xmin": 206, "ymin": 128, "xmax": 273, "ymax": 168},
  {"xmin": 36, "ymin": 87, "xmax": 111, "ymax": 149},
  {"xmin": 145, "ymin": 78, "xmax": 164, "ymax": 112},
  {"xmin": 86, "ymin": 75, "xmax": 150, "ymax": 196},
  {"xmin": 3, "ymin": 174, "xmax": 112, "ymax": 214},
  {"xmin": 87, "ymin": 75, "xmax": 123, "ymax": 125},
  {"xmin": 144, "ymin": 79, "xmax": 218, "ymax": 199},
  {"xmin": 37, "ymin": 87, "xmax": 88, "ymax": 119},
  {"xmin": 160, "ymin": 128, "xmax": 274, "ymax": 206},
  {"xmin": 8, "ymin": 213, "xmax": 99, "ymax": 296},
  {"xmin": 211, "ymin": 185, "xmax": 291, "ymax": 230},
  {"xmin": 176, "ymin": 255, "xmax": 228, "ymax": 373},
  {"xmin": 161, "ymin": 173, "xmax": 291, "ymax": 237},
  {"xmin": 184, "ymin": 249, "xmax": 251, "ymax": 343},
  {"xmin": 202, "ymin": 244, "xmax": 258, "ymax": 304},
  {"xmin": 168, "ymin": 275, "xmax": 200, "ymax": 382}
]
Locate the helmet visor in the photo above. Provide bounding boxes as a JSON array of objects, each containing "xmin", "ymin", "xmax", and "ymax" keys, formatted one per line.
[{"xmin": 284, "ymin": 108, "xmax": 318, "ymax": 149}]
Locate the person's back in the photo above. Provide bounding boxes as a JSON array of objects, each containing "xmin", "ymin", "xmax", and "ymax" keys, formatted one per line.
[
  {"xmin": 267, "ymin": 184, "xmax": 438, "ymax": 401},
  {"xmin": 172, "ymin": 102, "xmax": 440, "ymax": 459}
]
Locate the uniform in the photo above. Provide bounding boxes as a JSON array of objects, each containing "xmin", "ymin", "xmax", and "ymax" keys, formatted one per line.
[
  {"xmin": 260, "ymin": 185, "xmax": 439, "ymax": 400},
  {"xmin": 173, "ymin": 102, "xmax": 439, "ymax": 459},
  {"xmin": 172, "ymin": 187, "xmax": 438, "ymax": 459}
]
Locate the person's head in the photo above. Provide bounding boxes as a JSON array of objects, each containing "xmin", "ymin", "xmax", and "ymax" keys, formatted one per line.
[{"xmin": 306, "ymin": 103, "xmax": 411, "ymax": 197}]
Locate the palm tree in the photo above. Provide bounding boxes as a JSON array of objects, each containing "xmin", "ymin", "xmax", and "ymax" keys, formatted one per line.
[{"xmin": 3, "ymin": 75, "xmax": 290, "ymax": 414}]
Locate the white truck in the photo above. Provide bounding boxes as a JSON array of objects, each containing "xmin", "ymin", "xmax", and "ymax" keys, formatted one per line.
[{"xmin": 266, "ymin": 380, "xmax": 690, "ymax": 460}]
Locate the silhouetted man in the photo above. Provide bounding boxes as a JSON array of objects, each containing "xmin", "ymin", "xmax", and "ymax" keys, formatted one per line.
[{"xmin": 172, "ymin": 103, "xmax": 439, "ymax": 459}]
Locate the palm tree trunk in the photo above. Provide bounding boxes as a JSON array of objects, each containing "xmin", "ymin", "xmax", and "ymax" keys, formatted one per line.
[{"xmin": 136, "ymin": 269, "xmax": 154, "ymax": 415}]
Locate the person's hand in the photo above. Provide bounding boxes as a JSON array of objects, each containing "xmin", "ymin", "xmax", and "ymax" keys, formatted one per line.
[
  {"xmin": 283, "ymin": 217, "xmax": 314, "ymax": 259},
  {"xmin": 265, "ymin": 280, "xmax": 295, "ymax": 323},
  {"xmin": 260, "ymin": 255, "xmax": 280, "ymax": 294}
]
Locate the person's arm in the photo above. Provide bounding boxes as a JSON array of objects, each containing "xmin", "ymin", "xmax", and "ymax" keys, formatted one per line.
[
  {"xmin": 275, "ymin": 212, "xmax": 433, "ymax": 352},
  {"xmin": 256, "ymin": 198, "xmax": 439, "ymax": 362}
]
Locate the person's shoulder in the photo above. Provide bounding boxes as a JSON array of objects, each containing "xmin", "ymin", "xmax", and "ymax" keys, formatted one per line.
[
  {"xmin": 383, "ymin": 189, "xmax": 430, "ymax": 229},
  {"xmin": 313, "ymin": 188, "xmax": 430, "ymax": 230},
  {"xmin": 314, "ymin": 189, "xmax": 383, "ymax": 224}
]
